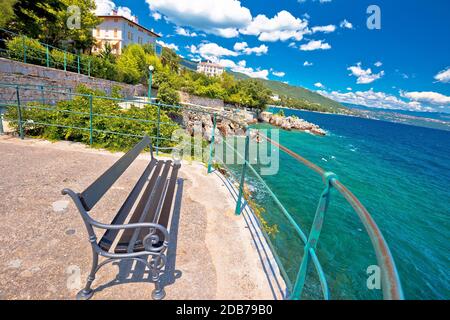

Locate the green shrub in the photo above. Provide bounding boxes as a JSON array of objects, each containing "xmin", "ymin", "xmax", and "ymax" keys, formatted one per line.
[
  {"xmin": 157, "ymin": 82, "xmax": 180, "ymax": 106},
  {"xmin": 6, "ymin": 36, "xmax": 46, "ymax": 65},
  {"xmin": 4, "ymin": 86, "xmax": 180, "ymax": 152},
  {"xmin": 50, "ymin": 49, "xmax": 75, "ymax": 69}
]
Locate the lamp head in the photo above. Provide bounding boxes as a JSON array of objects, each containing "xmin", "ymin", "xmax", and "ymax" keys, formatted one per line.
[{"xmin": 149, "ymin": 65, "xmax": 155, "ymax": 72}]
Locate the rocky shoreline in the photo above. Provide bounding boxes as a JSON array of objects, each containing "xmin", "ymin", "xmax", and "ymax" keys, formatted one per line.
[
  {"xmin": 181, "ymin": 107, "xmax": 326, "ymax": 142},
  {"xmin": 258, "ymin": 111, "xmax": 326, "ymax": 136}
]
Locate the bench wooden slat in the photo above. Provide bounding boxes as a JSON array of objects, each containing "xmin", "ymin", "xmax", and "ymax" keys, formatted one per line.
[
  {"xmin": 79, "ymin": 136, "xmax": 151, "ymax": 211},
  {"xmin": 134, "ymin": 162, "xmax": 180, "ymax": 252},
  {"xmin": 112, "ymin": 160, "xmax": 164, "ymax": 253},
  {"xmin": 114, "ymin": 160, "xmax": 172, "ymax": 253},
  {"xmin": 98, "ymin": 158, "xmax": 157, "ymax": 252}
]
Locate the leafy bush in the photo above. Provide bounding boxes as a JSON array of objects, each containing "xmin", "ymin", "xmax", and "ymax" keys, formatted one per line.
[
  {"xmin": 4, "ymin": 85, "xmax": 179, "ymax": 151},
  {"xmin": 6, "ymin": 36, "xmax": 46, "ymax": 64},
  {"xmin": 157, "ymin": 82, "xmax": 180, "ymax": 106},
  {"xmin": 50, "ymin": 49, "xmax": 74, "ymax": 69}
]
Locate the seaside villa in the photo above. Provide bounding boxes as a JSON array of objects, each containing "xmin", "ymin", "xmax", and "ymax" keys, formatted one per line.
[{"xmin": 92, "ymin": 11, "xmax": 160, "ymax": 55}]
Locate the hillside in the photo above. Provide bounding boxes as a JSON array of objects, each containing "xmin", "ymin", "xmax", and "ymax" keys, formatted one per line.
[{"xmin": 230, "ymin": 71, "xmax": 347, "ymax": 112}]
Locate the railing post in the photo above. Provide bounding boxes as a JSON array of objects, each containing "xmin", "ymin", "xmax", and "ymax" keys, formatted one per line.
[
  {"xmin": 156, "ymin": 105, "xmax": 160, "ymax": 156},
  {"xmin": 89, "ymin": 95, "xmax": 93, "ymax": 145},
  {"xmin": 77, "ymin": 55, "xmax": 80, "ymax": 74},
  {"xmin": 291, "ymin": 172, "xmax": 337, "ymax": 300},
  {"xmin": 40, "ymin": 85, "xmax": 45, "ymax": 105},
  {"xmin": 22, "ymin": 36, "xmax": 27, "ymax": 63},
  {"xmin": 0, "ymin": 108, "xmax": 4, "ymax": 135},
  {"xmin": 235, "ymin": 129, "xmax": 250, "ymax": 215},
  {"xmin": 64, "ymin": 50, "xmax": 67, "ymax": 71},
  {"xmin": 88, "ymin": 60, "xmax": 91, "ymax": 77},
  {"xmin": 207, "ymin": 114, "xmax": 217, "ymax": 174},
  {"xmin": 46, "ymin": 44, "xmax": 49, "ymax": 67},
  {"xmin": 16, "ymin": 86, "xmax": 24, "ymax": 139}
]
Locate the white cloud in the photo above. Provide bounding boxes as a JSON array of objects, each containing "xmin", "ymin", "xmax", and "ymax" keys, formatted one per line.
[
  {"xmin": 303, "ymin": 61, "xmax": 313, "ymax": 67},
  {"xmin": 233, "ymin": 42, "xmax": 248, "ymax": 51},
  {"xmin": 374, "ymin": 61, "xmax": 383, "ymax": 67},
  {"xmin": 347, "ymin": 87, "xmax": 352, "ymax": 91},
  {"xmin": 434, "ymin": 68, "xmax": 450, "ymax": 83},
  {"xmin": 300, "ymin": 40, "xmax": 331, "ymax": 51},
  {"xmin": 272, "ymin": 71, "xmax": 285, "ymax": 77},
  {"xmin": 146, "ymin": 0, "xmax": 252, "ymax": 38},
  {"xmin": 152, "ymin": 12, "xmax": 162, "ymax": 21},
  {"xmin": 314, "ymin": 82, "xmax": 325, "ymax": 88},
  {"xmin": 288, "ymin": 42, "xmax": 297, "ymax": 48},
  {"xmin": 94, "ymin": 1, "xmax": 136, "ymax": 21},
  {"xmin": 233, "ymin": 42, "xmax": 268, "ymax": 55},
  {"xmin": 240, "ymin": 10, "xmax": 310, "ymax": 42},
  {"xmin": 116, "ymin": 7, "xmax": 134, "ymax": 20},
  {"xmin": 400, "ymin": 91, "xmax": 450, "ymax": 105},
  {"xmin": 175, "ymin": 27, "xmax": 198, "ymax": 37},
  {"xmin": 219, "ymin": 59, "xmax": 269, "ymax": 79},
  {"xmin": 189, "ymin": 42, "xmax": 238, "ymax": 60},
  {"xmin": 348, "ymin": 62, "xmax": 384, "ymax": 84},
  {"xmin": 311, "ymin": 25, "xmax": 336, "ymax": 33},
  {"xmin": 94, "ymin": 0, "xmax": 115, "ymax": 15},
  {"xmin": 156, "ymin": 40, "xmax": 179, "ymax": 51},
  {"xmin": 318, "ymin": 89, "xmax": 435, "ymax": 112},
  {"xmin": 340, "ymin": 19, "xmax": 353, "ymax": 29}
]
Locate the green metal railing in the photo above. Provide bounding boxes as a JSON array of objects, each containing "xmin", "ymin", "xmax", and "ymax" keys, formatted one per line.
[
  {"xmin": 0, "ymin": 28, "xmax": 163, "ymax": 79},
  {"xmin": 203, "ymin": 107, "xmax": 404, "ymax": 300},
  {"xmin": 0, "ymin": 83, "xmax": 404, "ymax": 300}
]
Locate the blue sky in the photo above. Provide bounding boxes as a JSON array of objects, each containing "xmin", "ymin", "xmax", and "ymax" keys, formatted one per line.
[{"xmin": 95, "ymin": 0, "xmax": 450, "ymax": 113}]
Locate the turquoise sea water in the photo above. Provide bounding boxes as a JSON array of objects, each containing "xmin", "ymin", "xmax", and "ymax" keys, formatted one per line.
[{"xmin": 244, "ymin": 108, "xmax": 449, "ymax": 300}]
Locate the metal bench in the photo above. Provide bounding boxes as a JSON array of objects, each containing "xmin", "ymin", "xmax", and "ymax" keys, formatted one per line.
[{"xmin": 62, "ymin": 136, "xmax": 181, "ymax": 300}]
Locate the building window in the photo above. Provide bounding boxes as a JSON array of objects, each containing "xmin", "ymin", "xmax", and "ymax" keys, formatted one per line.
[
  {"xmin": 114, "ymin": 29, "xmax": 118, "ymax": 38},
  {"xmin": 128, "ymin": 31, "xmax": 131, "ymax": 40},
  {"xmin": 114, "ymin": 18, "xmax": 118, "ymax": 23}
]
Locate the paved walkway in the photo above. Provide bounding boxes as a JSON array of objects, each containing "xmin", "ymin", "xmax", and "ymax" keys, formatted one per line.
[{"xmin": 0, "ymin": 136, "xmax": 285, "ymax": 300}]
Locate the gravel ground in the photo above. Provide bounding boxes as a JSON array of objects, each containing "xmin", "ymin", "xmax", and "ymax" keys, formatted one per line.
[{"xmin": 0, "ymin": 136, "xmax": 285, "ymax": 300}]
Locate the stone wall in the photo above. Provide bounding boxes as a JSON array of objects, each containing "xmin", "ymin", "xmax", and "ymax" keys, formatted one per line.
[
  {"xmin": 0, "ymin": 58, "xmax": 226, "ymax": 110},
  {"xmin": 179, "ymin": 91, "xmax": 224, "ymax": 109},
  {"xmin": 0, "ymin": 58, "xmax": 150, "ymax": 98}
]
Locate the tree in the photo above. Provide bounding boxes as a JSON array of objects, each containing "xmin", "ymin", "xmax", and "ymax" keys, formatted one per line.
[
  {"xmin": 157, "ymin": 83, "xmax": 180, "ymax": 106},
  {"xmin": 54, "ymin": 0, "xmax": 101, "ymax": 52},
  {"xmin": 8, "ymin": 0, "xmax": 65, "ymax": 40},
  {"xmin": 7, "ymin": 0, "xmax": 100, "ymax": 52},
  {"xmin": 99, "ymin": 42, "xmax": 115, "ymax": 63},
  {"xmin": 116, "ymin": 44, "xmax": 147, "ymax": 84},
  {"xmin": 160, "ymin": 47, "xmax": 180, "ymax": 73},
  {"xmin": 45, "ymin": 0, "xmax": 101, "ymax": 52},
  {"xmin": 0, "ymin": 0, "xmax": 17, "ymax": 27},
  {"xmin": 228, "ymin": 79, "xmax": 272, "ymax": 110}
]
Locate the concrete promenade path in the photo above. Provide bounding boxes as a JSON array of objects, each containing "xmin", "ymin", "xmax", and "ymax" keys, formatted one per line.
[{"xmin": 0, "ymin": 136, "xmax": 285, "ymax": 300}]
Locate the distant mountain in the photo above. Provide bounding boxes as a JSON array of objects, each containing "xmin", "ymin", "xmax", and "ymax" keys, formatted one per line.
[
  {"xmin": 344, "ymin": 103, "xmax": 450, "ymax": 121},
  {"xmin": 343, "ymin": 103, "xmax": 450, "ymax": 131},
  {"xmin": 229, "ymin": 71, "xmax": 347, "ymax": 112}
]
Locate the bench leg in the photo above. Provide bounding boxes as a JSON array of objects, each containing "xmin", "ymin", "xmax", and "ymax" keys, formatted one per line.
[
  {"xmin": 150, "ymin": 255, "xmax": 166, "ymax": 300},
  {"xmin": 77, "ymin": 249, "xmax": 98, "ymax": 300}
]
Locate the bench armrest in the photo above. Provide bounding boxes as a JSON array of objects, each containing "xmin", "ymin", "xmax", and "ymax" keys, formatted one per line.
[{"xmin": 62, "ymin": 188, "xmax": 169, "ymax": 252}]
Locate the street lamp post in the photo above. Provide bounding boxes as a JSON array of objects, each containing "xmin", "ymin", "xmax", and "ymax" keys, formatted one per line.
[{"xmin": 148, "ymin": 65, "xmax": 154, "ymax": 103}]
